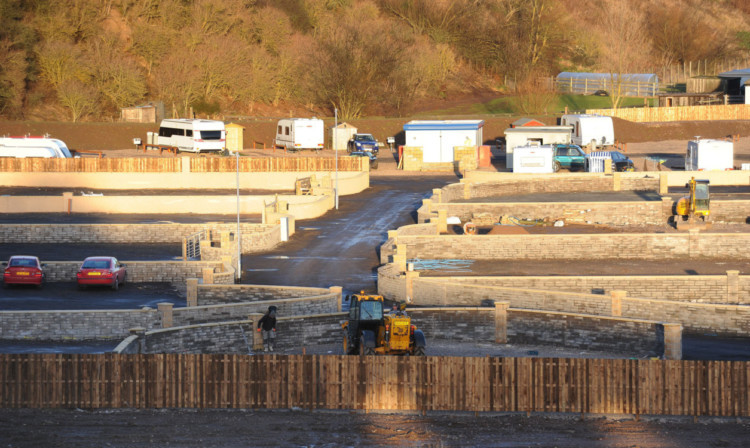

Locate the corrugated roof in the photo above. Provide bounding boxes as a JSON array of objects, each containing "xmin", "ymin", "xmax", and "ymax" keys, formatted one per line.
[
  {"xmin": 718, "ymin": 68, "xmax": 750, "ymax": 78},
  {"xmin": 511, "ymin": 118, "xmax": 546, "ymax": 127},
  {"xmin": 404, "ymin": 120, "xmax": 484, "ymax": 131}
]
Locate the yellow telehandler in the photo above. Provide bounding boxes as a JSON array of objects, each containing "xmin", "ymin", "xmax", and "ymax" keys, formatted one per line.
[{"xmin": 342, "ymin": 292, "xmax": 426, "ymax": 356}]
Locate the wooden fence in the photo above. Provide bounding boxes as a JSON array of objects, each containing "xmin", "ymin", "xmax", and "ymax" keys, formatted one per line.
[
  {"xmin": 190, "ymin": 157, "xmax": 364, "ymax": 173},
  {"xmin": 0, "ymin": 157, "xmax": 365, "ymax": 173},
  {"xmin": 1, "ymin": 354, "xmax": 748, "ymax": 416},
  {"xmin": 586, "ymin": 104, "xmax": 750, "ymax": 123}
]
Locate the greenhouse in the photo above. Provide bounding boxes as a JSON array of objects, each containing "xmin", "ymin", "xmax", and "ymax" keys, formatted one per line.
[{"xmin": 556, "ymin": 72, "xmax": 659, "ymax": 96}]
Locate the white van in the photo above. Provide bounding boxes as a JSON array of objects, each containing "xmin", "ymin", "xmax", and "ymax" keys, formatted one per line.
[
  {"xmin": 0, "ymin": 136, "xmax": 72, "ymax": 158},
  {"xmin": 512, "ymin": 144, "xmax": 554, "ymax": 173},
  {"xmin": 686, "ymin": 138, "xmax": 733, "ymax": 171},
  {"xmin": 275, "ymin": 118, "xmax": 324, "ymax": 151},
  {"xmin": 157, "ymin": 119, "xmax": 226, "ymax": 153},
  {"xmin": 560, "ymin": 114, "xmax": 614, "ymax": 148}
]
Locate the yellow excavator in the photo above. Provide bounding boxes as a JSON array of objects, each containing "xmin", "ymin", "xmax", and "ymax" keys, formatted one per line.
[
  {"xmin": 342, "ymin": 292, "xmax": 426, "ymax": 356},
  {"xmin": 674, "ymin": 177, "xmax": 710, "ymax": 230}
]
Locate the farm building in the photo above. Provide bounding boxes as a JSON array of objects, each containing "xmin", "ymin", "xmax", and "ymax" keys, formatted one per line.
[
  {"xmin": 403, "ymin": 120, "xmax": 484, "ymax": 163},
  {"xmin": 556, "ymin": 72, "xmax": 659, "ymax": 97},
  {"xmin": 120, "ymin": 102, "xmax": 164, "ymax": 123},
  {"xmin": 657, "ymin": 92, "xmax": 724, "ymax": 107},
  {"xmin": 718, "ymin": 68, "xmax": 750, "ymax": 103},
  {"xmin": 504, "ymin": 124, "xmax": 572, "ymax": 167}
]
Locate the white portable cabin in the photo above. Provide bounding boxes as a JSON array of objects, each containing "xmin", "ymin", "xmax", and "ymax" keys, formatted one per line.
[
  {"xmin": 403, "ymin": 120, "xmax": 484, "ymax": 163},
  {"xmin": 504, "ymin": 126, "xmax": 572, "ymax": 167},
  {"xmin": 560, "ymin": 114, "xmax": 614, "ymax": 148},
  {"xmin": 686, "ymin": 139, "xmax": 734, "ymax": 171},
  {"xmin": 330, "ymin": 122, "xmax": 357, "ymax": 151},
  {"xmin": 275, "ymin": 118, "xmax": 325, "ymax": 151},
  {"xmin": 512, "ymin": 144, "xmax": 555, "ymax": 173},
  {"xmin": 157, "ymin": 119, "xmax": 226, "ymax": 153},
  {"xmin": 0, "ymin": 136, "xmax": 72, "ymax": 158}
]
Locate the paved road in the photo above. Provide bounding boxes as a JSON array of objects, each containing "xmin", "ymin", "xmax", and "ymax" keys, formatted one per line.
[
  {"xmin": 0, "ymin": 282, "xmax": 184, "ymax": 311},
  {"xmin": 0, "ymin": 243, "xmax": 182, "ymax": 261},
  {"xmin": 458, "ymin": 190, "xmax": 663, "ymax": 203},
  {"xmin": 242, "ymin": 176, "xmax": 456, "ymax": 296}
]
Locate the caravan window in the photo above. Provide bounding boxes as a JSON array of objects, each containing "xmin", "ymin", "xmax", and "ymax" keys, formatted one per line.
[
  {"xmin": 159, "ymin": 127, "xmax": 184, "ymax": 137},
  {"xmin": 199, "ymin": 130, "xmax": 221, "ymax": 140},
  {"xmin": 285, "ymin": 127, "xmax": 290, "ymax": 136},
  {"xmin": 278, "ymin": 126, "xmax": 282, "ymax": 134},
  {"xmin": 186, "ymin": 129, "xmax": 193, "ymax": 137}
]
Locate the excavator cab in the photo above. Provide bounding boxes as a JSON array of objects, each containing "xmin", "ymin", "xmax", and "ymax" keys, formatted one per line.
[{"xmin": 675, "ymin": 177, "xmax": 710, "ymax": 229}]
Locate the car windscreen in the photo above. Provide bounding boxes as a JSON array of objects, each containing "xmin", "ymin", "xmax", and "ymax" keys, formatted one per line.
[
  {"xmin": 9, "ymin": 258, "xmax": 35, "ymax": 267},
  {"xmin": 198, "ymin": 130, "xmax": 222, "ymax": 140},
  {"xmin": 82, "ymin": 260, "xmax": 110, "ymax": 269},
  {"xmin": 354, "ymin": 134, "xmax": 374, "ymax": 141}
]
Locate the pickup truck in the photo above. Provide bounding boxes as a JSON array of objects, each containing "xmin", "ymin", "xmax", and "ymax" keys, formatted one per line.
[
  {"xmin": 347, "ymin": 133, "xmax": 379, "ymax": 154},
  {"xmin": 553, "ymin": 144, "xmax": 588, "ymax": 172}
]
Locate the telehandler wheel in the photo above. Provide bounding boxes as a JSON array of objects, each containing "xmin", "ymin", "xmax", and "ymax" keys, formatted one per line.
[
  {"xmin": 359, "ymin": 344, "xmax": 375, "ymax": 356},
  {"xmin": 413, "ymin": 346, "xmax": 426, "ymax": 357},
  {"xmin": 343, "ymin": 333, "xmax": 355, "ymax": 355}
]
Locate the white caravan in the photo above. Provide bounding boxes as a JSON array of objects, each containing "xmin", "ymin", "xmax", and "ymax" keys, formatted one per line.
[
  {"xmin": 560, "ymin": 114, "xmax": 614, "ymax": 148},
  {"xmin": 275, "ymin": 118, "xmax": 325, "ymax": 151},
  {"xmin": 157, "ymin": 119, "xmax": 226, "ymax": 153},
  {"xmin": 685, "ymin": 138, "xmax": 734, "ymax": 171},
  {"xmin": 512, "ymin": 144, "xmax": 555, "ymax": 173},
  {"xmin": 0, "ymin": 136, "xmax": 72, "ymax": 158}
]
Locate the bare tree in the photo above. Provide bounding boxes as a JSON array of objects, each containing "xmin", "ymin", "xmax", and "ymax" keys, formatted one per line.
[
  {"xmin": 597, "ymin": 1, "xmax": 650, "ymax": 109},
  {"xmin": 57, "ymin": 79, "xmax": 97, "ymax": 122}
]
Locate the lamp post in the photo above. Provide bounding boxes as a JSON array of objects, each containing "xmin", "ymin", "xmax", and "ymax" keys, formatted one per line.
[
  {"xmin": 236, "ymin": 148, "xmax": 241, "ymax": 282},
  {"xmin": 334, "ymin": 107, "xmax": 339, "ymax": 210}
]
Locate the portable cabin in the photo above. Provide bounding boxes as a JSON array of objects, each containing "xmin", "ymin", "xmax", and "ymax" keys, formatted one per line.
[
  {"xmin": 331, "ymin": 122, "xmax": 357, "ymax": 151},
  {"xmin": 504, "ymin": 126, "xmax": 572, "ymax": 167},
  {"xmin": 403, "ymin": 120, "xmax": 484, "ymax": 163},
  {"xmin": 685, "ymin": 139, "xmax": 733, "ymax": 171}
]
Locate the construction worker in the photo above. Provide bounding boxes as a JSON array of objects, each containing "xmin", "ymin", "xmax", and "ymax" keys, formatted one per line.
[{"xmin": 256, "ymin": 306, "xmax": 277, "ymax": 352}]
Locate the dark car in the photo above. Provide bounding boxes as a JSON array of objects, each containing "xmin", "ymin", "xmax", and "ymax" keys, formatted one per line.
[
  {"xmin": 347, "ymin": 133, "xmax": 379, "ymax": 154},
  {"xmin": 349, "ymin": 150, "xmax": 378, "ymax": 169},
  {"xmin": 553, "ymin": 144, "xmax": 588, "ymax": 172},
  {"xmin": 609, "ymin": 151, "xmax": 635, "ymax": 171}
]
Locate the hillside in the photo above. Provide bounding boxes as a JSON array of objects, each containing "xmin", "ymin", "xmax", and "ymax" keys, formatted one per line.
[{"xmin": 1, "ymin": 0, "xmax": 749, "ymax": 122}]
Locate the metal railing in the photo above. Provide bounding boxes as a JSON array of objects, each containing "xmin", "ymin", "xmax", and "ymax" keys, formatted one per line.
[{"xmin": 184, "ymin": 230, "xmax": 206, "ymax": 260}]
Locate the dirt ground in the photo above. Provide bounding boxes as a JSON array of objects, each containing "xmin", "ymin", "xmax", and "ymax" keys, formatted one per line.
[{"xmin": 0, "ymin": 408, "xmax": 747, "ymax": 448}]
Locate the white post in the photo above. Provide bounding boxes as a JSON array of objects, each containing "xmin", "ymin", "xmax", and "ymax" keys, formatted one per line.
[
  {"xmin": 334, "ymin": 107, "xmax": 339, "ymax": 210},
  {"xmin": 236, "ymin": 149, "xmax": 241, "ymax": 282}
]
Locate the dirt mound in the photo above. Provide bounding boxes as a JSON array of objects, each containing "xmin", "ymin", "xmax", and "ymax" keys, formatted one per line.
[{"xmin": 486, "ymin": 225, "xmax": 530, "ymax": 235}]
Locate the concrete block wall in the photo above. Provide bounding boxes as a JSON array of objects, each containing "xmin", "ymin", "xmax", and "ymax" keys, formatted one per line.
[
  {"xmin": 0, "ymin": 309, "xmax": 159, "ymax": 340},
  {"xmin": 446, "ymin": 275, "xmax": 742, "ymax": 304},
  {"xmin": 402, "ymin": 147, "xmax": 423, "ymax": 171},
  {"xmin": 172, "ymin": 294, "xmax": 340, "ymax": 327},
  {"xmin": 0, "ymin": 222, "xmax": 275, "ymax": 245},
  {"xmin": 142, "ymin": 320, "xmax": 255, "ymax": 354},
  {"xmin": 409, "ymin": 308, "xmax": 494, "ymax": 342},
  {"xmin": 378, "ymin": 271, "xmax": 750, "ymax": 337},
  {"xmin": 390, "ymin": 232, "xmax": 750, "ymax": 261},
  {"xmin": 196, "ymin": 284, "xmax": 332, "ymax": 305},
  {"xmin": 508, "ymin": 310, "xmax": 664, "ymax": 357},
  {"xmin": 40, "ymin": 261, "xmax": 222, "ymax": 283},
  {"xmin": 710, "ymin": 200, "xmax": 750, "ymax": 223},
  {"xmin": 420, "ymin": 201, "xmax": 665, "ymax": 226}
]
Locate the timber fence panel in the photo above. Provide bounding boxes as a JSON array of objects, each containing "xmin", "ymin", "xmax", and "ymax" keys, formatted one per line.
[{"xmin": 0, "ymin": 354, "xmax": 748, "ymax": 416}]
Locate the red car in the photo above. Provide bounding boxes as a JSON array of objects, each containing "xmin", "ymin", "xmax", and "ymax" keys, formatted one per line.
[
  {"xmin": 76, "ymin": 257, "xmax": 127, "ymax": 290},
  {"xmin": 2, "ymin": 256, "xmax": 45, "ymax": 288}
]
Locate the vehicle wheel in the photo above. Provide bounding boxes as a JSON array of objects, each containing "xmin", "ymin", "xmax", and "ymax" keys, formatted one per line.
[
  {"xmin": 78, "ymin": 284, "xmax": 86, "ymax": 290},
  {"xmin": 360, "ymin": 344, "xmax": 375, "ymax": 356},
  {"xmin": 112, "ymin": 278, "xmax": 119, "ymax": 291},
  {"xmin": 553, "ymin": 161, "xmax": 561, "ymax": 172},
  {"xmin": 371, "ymin": 161, "xmax": 378, "ymax": 170},
  {"xmin": 584, "ymin": 160, "xmax": 590, "ymax": 172},
  {"xmin": 413, "ymin": 346, "xmax": 426, "ymax": 356}
]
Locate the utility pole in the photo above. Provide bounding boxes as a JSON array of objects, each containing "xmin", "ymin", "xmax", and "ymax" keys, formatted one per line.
[{"xmin": 335, "ymin": 108, "xmax": 339, "ymax": 210}]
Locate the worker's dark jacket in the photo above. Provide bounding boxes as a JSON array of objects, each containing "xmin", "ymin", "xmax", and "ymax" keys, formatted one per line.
[{"xmin": 257, "ymin": 314, "xmax": 276, "ymax": 331}]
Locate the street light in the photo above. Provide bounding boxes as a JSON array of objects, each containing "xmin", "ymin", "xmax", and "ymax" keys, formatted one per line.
[
  {"xmin": 334, "ymin": 107, "xmax": 339, "ymax": 210},
  {"xmin": 236, "ymin": 148, "xmax": 242, "ymax": 282}
]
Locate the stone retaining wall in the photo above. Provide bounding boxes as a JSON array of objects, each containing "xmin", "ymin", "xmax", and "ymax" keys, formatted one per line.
[
  {"xmin": 119, "ymin": 307, "xmax": 668, "ymax": 359},
  {"xmin": 196, "ymin": 284, "xmax": 332, "ymax": 305},
  {"xmin": 0, "ymin": 309, "xmax": 160, "ymax": 340},
  {"xmin": 377, "ymin": 271, "xmax": 750, "ymax": 337},
  {"xmin": 39, "ymin": 261, "xmax": 223, "ymax": 283},
  {"xmin": 390, "ymin": 232, "xmax": 750, "ymax": 261}
]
